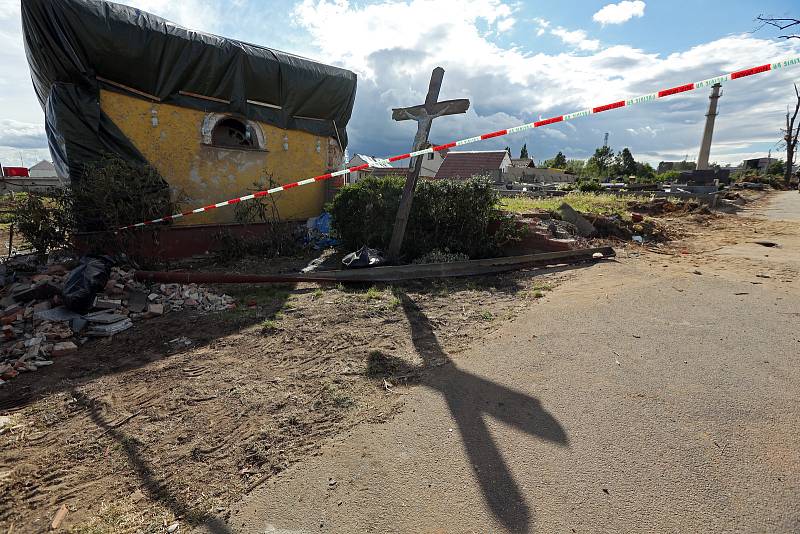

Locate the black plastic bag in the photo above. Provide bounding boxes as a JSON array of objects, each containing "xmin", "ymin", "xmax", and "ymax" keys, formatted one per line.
[
  {"xmin": 62, "ymin": 256, "xmax": 114, "ymax": 313},
  {"xmin": 341, "ymin": 246, "xmax": 386, "ymax": 269}
]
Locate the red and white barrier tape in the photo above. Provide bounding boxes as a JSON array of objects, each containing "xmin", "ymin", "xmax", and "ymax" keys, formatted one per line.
[{"xmin": 120, "ymin": 57, "xmax": 800, "ymax": 230}]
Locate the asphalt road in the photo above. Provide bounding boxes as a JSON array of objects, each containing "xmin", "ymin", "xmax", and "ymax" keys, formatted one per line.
[{"xmin": 219, "ymin": 193, "xmax": 800, "ymax": 533}]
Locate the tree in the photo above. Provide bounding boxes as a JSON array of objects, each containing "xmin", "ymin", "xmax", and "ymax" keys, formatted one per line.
[
  {"xmin": 782, "ymin": 84, "xmax": 800, "ymax": 183},
  {"xmin": 634, "ymin": 161, "xmax": 655, "ymax": 181},
  {"xmin": 586, "ymin": 146, "xmax": 615, "ymax": 178},
  {"xmin": 520, "ymin": 143, "xmax": 529, "ymax": 159},
  {"xmin": 617, "ymin": 148, "xmax": 636, "ymax": 176},
  {"xmin": 552, "ymin": 151, "xmax": 567, "ymax": 168},
  {"xmin": 564, "ymin": 159, "xmax": 585, "ymax": 175},
  {"xmin": 768, "ymin": 159, "xmax": 786, "ymax": 176}
]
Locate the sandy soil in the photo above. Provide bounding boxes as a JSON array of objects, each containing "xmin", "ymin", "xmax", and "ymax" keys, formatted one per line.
[
  {"xmin": 223, "ymin": 191, "xmax": 800, "ymax": 534},
  {"xmin": 2, "ymin": 190, "xmax": 794, "ymax": 533},
  {"xmin": 0, "ymin": 256, "xmax": 573, "ymax": 533}
]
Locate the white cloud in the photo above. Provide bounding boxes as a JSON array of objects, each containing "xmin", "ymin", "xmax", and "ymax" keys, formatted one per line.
[
  {"xmin": 533, "ymin": 17, "xmax": 550, "ymax": 37},
  {"xmin": 593, "ymin": 1, "xmax": 646, "ymax": 26},
  {"xmin": 550, "ymin": 27, "xmax": 601, "ymax": 51},
  {"xmin": 0, "ymin": 119, "xmax": 46, "ymax": 148},
  {"xmin": 626, "ymin": 126, "xmax": 660, "ymax": 138},
  {"xmin": 0, "ymin": 0, "xmax": 17, "ymax": 20},
  {"xmin": 0, "ymin": 0, "xmax": 797, "ymax": 171},
  {"xmin": 497, "ymin": 17, "xmax": 515, "ymax": 32},
  {"xmin": 292, "ymin": 0, "xmax": 800, "ymax": 167}
]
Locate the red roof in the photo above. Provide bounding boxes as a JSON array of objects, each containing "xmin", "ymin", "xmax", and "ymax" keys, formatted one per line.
[
  {"xmin": 2, "ymin": 167, "xmax": 29, "ymax": 177},
  {"xmin": 434, "ymin": 151, "xmax": 508, "ymax": 180}
]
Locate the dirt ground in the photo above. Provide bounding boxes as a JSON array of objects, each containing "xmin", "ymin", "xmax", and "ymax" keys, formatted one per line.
[
  {"xmin": 224, "ymin": 191, "xmax": 800, "ymax": 534},
  {"xmin": 0, "ymin": 250, "xmax": 572, "ymax": 533},
  {"xmin": 0, "ymin": 190, "xmax": 782, "ymax": 533}
]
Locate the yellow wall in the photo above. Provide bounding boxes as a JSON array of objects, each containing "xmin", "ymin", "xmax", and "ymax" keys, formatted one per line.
[{"xmin": 100, "ymin": 89, "xmax": 332, "ymax": 224}]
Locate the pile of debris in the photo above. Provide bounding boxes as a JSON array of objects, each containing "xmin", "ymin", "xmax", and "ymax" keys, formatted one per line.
[
  {"xmin": 0, "ymin": 261, "xmax": 235, "ymax": 386},
  {"xmin": 510, "ymin": 202, "xmax": 674, "ymax": 250}
]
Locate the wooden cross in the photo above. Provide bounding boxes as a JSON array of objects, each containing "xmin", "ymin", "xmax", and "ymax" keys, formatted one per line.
[{"xmin": 387, "ymin": 67, "xmax": 470, "ymax": 262}]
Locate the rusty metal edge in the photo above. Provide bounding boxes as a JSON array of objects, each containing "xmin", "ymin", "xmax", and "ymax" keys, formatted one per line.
[{"xmin": 134, "ymin": 246, "xmax": 615, "ymax": 284}]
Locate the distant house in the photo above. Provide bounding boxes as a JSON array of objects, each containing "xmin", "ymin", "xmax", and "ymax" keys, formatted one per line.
[
  {"xmin": 28, "ymin": 160, "xmax": 58, "ymax": 178},
  {"xmin": 345, "ymin": 154, "xmax": 408, "ymax": 182},
  {"xmin": 0, "ymin": 160, "xmax": 66, "ymax": 192},
  {"xmin": 510, "ymin": 158, "xmax": 535, "ymax": 168},
  {"xmin": 742, "ymin": 157, "xmax": 772, "ymax": 172},
  {"xmin": 420, "ymin": 143, "xmax": 449, "ymax": 178},
  {"xmin": 434, "ymin": 150, "xmax": 511, "ymax": 182}
]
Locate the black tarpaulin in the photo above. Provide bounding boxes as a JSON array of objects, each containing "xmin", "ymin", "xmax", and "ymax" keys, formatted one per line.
[{"xmin": 21, "ymin": 0, "xmax": 357, "ymax": 180}]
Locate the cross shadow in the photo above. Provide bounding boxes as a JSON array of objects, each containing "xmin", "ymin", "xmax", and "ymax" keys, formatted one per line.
[
  {"xmin": 70, "ymin": 389, "xmax": 233, "ymax": 534},
  {"xmin": 388, "ymin": 292, "xmax": 569, "ymax": 532}
]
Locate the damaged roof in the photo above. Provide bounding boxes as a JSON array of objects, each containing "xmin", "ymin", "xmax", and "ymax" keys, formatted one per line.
[{"xmin": 352, "ymin": 155, "xmax": 394, "ymax": 168}]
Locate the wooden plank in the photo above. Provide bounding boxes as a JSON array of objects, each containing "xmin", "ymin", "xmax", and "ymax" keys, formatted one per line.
[
  {"xmin": 134, "ymin": 247, "xmax": 615, "ymax": 285},
  {"xmin": 246, "ymin": 99, "xmax": 282, "ymax": 110},
  {"xmin": 96, "ymin": 76, "xmax": 161, "ymax": 101},
  {"xmin": 179, "ymin": 90, "xmax": 230, "ymax": 104}
]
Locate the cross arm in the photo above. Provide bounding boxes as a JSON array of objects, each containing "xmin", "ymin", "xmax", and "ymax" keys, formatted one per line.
[{"xmin": 391, "ymin": 98, "xmax": 470, "ymax": 122}]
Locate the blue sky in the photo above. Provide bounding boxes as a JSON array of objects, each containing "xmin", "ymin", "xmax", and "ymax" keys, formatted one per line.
[{"xmin": 1, "ymin": 0, "xmax": 799, "ymax": 168}]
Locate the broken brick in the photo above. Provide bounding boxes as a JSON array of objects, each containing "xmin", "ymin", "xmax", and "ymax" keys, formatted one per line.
[{"xmin": 52, "ymin": 341, "xmax": 78, "ymax": 357}]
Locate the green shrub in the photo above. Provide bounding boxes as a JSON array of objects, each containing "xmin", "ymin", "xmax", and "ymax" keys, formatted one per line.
[
  {"xmin": 10, "ymin": 155, "xmax": 177, "ymax": 258},
  {"xmin": 73, "ymin": 154, "xmax": 175, "ymax": 232},
  {"xmin": 577, "ymin": 179, "xmax": 602, "ymax": 192},
  {"xmin": 329, "ymin": 176, "xmax": 519, "ymax": 261},
  {"xmin": 10, "ymin": 189, "xmax": 72, "ymax": 259},
  {"xmin": 654, "ymin": 170, "xmax": 681, "ymax": 183}
]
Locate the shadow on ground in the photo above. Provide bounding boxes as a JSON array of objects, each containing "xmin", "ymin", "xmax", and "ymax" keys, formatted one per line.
[
  {"xmin": 368, "ymin": 292, "xmax": 570, "ymax": 533},
  {"xmin": 0, "ymin": 284, "xmax": 294, "ymax": 413},
  {"xmin": 71, "ymin": 389, "xmax": 234, "ymax": 534}
]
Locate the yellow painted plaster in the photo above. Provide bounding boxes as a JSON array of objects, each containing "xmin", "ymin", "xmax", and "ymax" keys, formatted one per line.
[{"xmin": 100, "ymin": 89, "xmax": 330, "ymax": 224}]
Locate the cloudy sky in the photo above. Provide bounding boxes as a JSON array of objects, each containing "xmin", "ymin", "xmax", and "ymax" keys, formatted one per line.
[{"xmin": 1, "ymin": 0, "xmax": 799, "ymax": 168}]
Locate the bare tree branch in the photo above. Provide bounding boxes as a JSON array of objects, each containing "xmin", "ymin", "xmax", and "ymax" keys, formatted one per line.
[
  {"xmin": 756, "ymin": 15, "xmax": 800, "ymax": 39},
  {"xmin": 782, "ymin": 83, "xmax": 800, "ymax": 182}
]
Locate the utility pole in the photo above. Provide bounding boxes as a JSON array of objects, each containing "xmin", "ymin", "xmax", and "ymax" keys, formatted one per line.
[
  {"xmin": 765, "ymin": 149, "xmax": 771, "ymax": 177},
  {"xmin": 603, "ymin": 132, "xmax": 609, "ymax": 148},
  {"xmin": 697, "ymin": 83, "xmax": 722, "ymax": 170}
]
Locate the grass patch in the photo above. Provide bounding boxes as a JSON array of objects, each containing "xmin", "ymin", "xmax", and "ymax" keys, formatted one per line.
[
  {"xmin": 362, "ymin": 286, "xmax": 384, "ymax": 301},
  {"xmin": 501, "ymin": 192, "xmax": 670, "ymax": 219},
  {"xmin": 225, "ymin": 285, "xmax": 291, "ymax": 307},
  {"xmin": 316, "ymin": 383, "xmax": 356, "ymax": 410},
  {"xmin": 524, "ymin": 280, "xmax": 554, "ymax": 299},
  {"xmin": 480, "ymin": 310, "xmax": 494, "ymax": 321}
]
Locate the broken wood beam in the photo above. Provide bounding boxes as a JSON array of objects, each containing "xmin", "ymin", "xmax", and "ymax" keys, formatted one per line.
[{"xmin": 134, "ymin": 246, "xmax": 614, "ymax": 285}]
